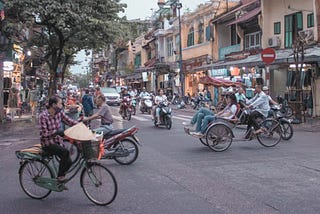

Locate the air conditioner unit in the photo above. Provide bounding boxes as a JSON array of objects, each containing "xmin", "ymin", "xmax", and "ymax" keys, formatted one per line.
[
  {"xmin": 268, "ymin": 36, "xmax": 281, "ymax": 47},
  {"xmin": 298, "ymin": 29, "xmax": 315, "ymax": 44}
]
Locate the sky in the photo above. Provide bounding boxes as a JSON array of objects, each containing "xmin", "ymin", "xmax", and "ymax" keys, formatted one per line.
[
  {"xmin": 70, "ymin": 0, "xmax": 210, "ymax": 74},
  {"xmin": 120, "ymin": 0, "xmax": 211, "ymax": 20}
]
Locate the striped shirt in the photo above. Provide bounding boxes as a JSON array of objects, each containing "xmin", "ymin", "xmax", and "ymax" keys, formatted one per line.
[{"xmin": 39, "ymin": 110, "xmax": 78, "ymax": 147}]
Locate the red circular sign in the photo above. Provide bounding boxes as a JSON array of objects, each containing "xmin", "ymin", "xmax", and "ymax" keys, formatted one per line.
[{"xmin": 261, "ymin": 48, "xmax": 276, "ymax": 65}]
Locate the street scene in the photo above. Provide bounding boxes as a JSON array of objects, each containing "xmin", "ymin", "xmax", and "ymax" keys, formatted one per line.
[
  {"xmin": 1, "ymin": 0, "xmax": 320, "ymax": 213},
  {"xmin": 0, "ymin": 107, "xmax": 320, "ymax": 213}
]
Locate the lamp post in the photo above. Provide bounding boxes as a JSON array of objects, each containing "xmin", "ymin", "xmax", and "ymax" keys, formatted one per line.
[{"xmin": 176, "ymin": 2, "xmax": 184, "ymax": 96}]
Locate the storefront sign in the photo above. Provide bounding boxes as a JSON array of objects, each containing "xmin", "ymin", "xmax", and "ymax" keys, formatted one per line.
[{"xmin": 211, "ymin": 68, "xmax": 228, "ymax": 76}]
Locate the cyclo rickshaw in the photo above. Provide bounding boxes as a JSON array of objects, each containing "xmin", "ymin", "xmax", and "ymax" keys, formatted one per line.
[{"xmin": 184, "ymin": 77, "xmax": 282, "ymax": 152}]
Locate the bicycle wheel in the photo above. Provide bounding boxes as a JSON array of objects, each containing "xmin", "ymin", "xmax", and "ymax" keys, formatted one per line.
[
  {"xmin": 257, "ymin": 119, "xmax": 282, "ymax": 147},
  {"xmin": 205, "ymin": 124, "xmax": 233, "ymax": 152},
  {"xmin": 81, "ymin": 162, "xmax": 118, "ymax": 206},
  {"xmin": 199, "ymin": 138, "xmax": 208, "ymax": 146},
  {"xmin": 113, "ymin": 138, "xmax": 139, "ymax": 165},
  {"xmin": 19, "ymin": 160, "xmax": 54, "ymax": 199},
  {"xmin": 280, "ymin": 121, "xmax": 293, "ymax": 140}
]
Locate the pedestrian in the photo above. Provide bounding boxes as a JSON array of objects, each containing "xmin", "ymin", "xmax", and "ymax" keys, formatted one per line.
[
  {"xmin": 7, "ymin": 87, "xmax": 20, "ymax": 120},
  {"xmin": 27, "ymin": 85, "xmax": 39, "ymax": 117},
  {"xmin": 81, "ymin": 89, "xmax": 94, "ymax": 117}
]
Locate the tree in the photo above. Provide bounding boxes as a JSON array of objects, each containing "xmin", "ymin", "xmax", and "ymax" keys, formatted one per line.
[{"xmin": 3, "ymin": 0, "xmax": 126, "ymax": 96}]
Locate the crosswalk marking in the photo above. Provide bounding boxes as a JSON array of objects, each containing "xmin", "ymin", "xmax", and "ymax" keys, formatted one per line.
[{"xmin": 127, "ymin": 114, "xmax": 191, "ymax": 122}]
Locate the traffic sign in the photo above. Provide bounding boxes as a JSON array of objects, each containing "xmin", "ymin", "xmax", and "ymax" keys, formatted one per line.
[{"xmin": 261, "ymin": 48, "xmax": 276, "ymax": 65}]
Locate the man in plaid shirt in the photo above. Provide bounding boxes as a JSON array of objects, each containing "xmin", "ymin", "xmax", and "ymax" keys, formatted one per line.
[{"xmin": 39, "ymin": 96, "xmax": 78, "ymax": 182}]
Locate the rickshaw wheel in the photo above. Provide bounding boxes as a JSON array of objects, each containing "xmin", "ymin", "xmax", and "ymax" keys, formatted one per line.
[{"xmin": 205, "ymin": 124, "xmax": 233, "ymax": 152}]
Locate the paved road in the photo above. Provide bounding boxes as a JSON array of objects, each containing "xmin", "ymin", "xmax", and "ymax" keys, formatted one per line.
[{"xmin": 1, "ymin": 106, "xmax": 320, "ymax": 213}]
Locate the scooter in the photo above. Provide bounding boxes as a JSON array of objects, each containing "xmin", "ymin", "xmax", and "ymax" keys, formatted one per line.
[
  {"xmin": 139, "ymin": 95, "xmax": 153, "ymax": 114},
  {"xmin": 154, "ymin": 101, "xmax": 172, "ymax": 130},
  {"xmin": 101, "ymin": 126, "xmax": 140, "ymax": 165}
]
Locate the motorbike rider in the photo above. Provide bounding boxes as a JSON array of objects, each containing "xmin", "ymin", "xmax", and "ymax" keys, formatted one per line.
[
  {"xmin": 153, "ymin": 89, "xmax": 168, "ymax": 124},
  {"xmin": 139, "ymin": 87, "xmax": 149, "ymax": 99},
  {"xmin": 139, "ymin": 87, "xmax": 150, "ymax": 109},
  {"xmin": 128, "ymin": 86, "xmax": 136, "ymax": 97},
  {"xmin": 243, "ymin": 84, "xmax": 270, "ymax": 138},
  {"xmin": 119, "ymin": 88, "xmax": 131, "ymax": 114},
  {"xmin": 82, "ymin": 94, "xmax": 114, "ymax": 133}
]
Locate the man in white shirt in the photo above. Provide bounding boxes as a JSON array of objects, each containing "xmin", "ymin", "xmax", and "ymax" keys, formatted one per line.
[
  {"xmin": 244, "ymin": 85, "xmax": 270, "ymax": 138},
  {"xmin": 154, "ymin": 89, "xmax": 167, "ymax": 124}
]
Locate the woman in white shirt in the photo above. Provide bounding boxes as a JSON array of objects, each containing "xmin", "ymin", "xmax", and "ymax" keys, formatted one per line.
[{"xmin": 191, "ymin": 93, "xmax": 238, "ymax": 136}]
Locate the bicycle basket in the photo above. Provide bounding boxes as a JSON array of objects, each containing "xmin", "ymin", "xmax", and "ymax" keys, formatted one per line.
[{"xmin": 81, "ymin": 140, "xmax": 102, "ymax": 160}]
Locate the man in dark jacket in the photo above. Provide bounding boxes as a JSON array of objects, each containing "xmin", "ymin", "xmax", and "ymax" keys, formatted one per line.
[{"xmin": 81, "ymin": 89, "xmax": 94, "ymax": 117}]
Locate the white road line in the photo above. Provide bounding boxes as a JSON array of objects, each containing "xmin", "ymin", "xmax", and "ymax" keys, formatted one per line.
[
  {"xmin": 175, "ymin": 114, "xmax": 192, "ymax": 119},
  {"xmin": 131, "ymin": 115, "xmax": 149, "ymax": 121}
]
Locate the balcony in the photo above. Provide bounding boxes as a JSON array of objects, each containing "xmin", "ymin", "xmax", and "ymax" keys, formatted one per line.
[{"xmin": 219, "ymin": 44, "xmax": 241, "ymax": 60}]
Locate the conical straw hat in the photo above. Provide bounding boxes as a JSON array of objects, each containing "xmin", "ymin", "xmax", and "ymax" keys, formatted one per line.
[{"xmin": 64, "ymin": 122, "xmax": 95, "ymax": 141}]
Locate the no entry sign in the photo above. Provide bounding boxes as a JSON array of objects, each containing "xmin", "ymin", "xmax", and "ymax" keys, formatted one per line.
[{"xmin": 261, "ymin": 48, "xmax": 276, "ymax": 65}]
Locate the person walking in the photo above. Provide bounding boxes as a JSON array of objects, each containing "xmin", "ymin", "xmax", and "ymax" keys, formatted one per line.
[
  {"xmin": 27, "ymin": 85, "xmax": 39, "ymax": 117},
  {"xmin": 81, "ymin": 89, "xmax": 94, "ymax": 117}
]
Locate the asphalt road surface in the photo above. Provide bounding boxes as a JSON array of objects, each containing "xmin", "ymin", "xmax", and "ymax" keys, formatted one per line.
[{"xmin": 1, "ymin": 106, "xmax": 320, "ymax": 213}]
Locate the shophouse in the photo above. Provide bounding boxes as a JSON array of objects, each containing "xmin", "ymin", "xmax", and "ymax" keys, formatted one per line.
[{"xmin": 207, "ymin": 0, "xmax": 320, "ymax": 117}]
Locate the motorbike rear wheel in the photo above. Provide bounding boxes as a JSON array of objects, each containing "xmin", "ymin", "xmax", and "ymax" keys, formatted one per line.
[{"xmin": 113, "ymin": 139, "xmax": 139, "ymax": 165}]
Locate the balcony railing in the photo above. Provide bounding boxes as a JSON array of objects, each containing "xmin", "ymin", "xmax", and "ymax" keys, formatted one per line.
[{"xmin": 219, "ymin": 44, "xmax": 241, "ymax": 60}]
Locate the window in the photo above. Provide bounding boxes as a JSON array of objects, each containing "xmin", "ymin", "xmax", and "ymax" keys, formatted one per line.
[
  {"xmin": 205, "ymin": 25, "xmax": 211, "ymax": 41},
  {"xmin": 134, "ymin": 53, "xmax": 141, "ymax": 67},
  {"xmin": 148, "ymin": 51, "xmax": 152, "ymax": 60},
  {"xmin": 166, "ymin": 37, "xmax": 174, "ymax": 57},
  {"xmin": 244, "ymin": 31, "xmax": 261, "ymax": 50},
  {"xmin": 198, "ymin": 23, "xmax": 204, "ymax": 44},
  {"xmin": 187, "ymin": 27, "xmax": 194, "ymax": 47},
  {"xmin": 274, "ymin": 22, "xmax": 281, "ymax": 34},
  {"xmin": 296, "ymin": 12, "xmax": 303, "ymax": 31},
  {"xmin": 284, "ymin": 12, "xmax": 302, "ymax": 48},
  {"xmin": 285, "ymin": 15, "xmax": 293, "ymax": 48},
  {"xmin": 307, "ymin": 13, "xmax": 314, "ymax": 28}
]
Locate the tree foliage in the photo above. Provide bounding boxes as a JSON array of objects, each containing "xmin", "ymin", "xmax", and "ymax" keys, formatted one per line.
[{"xmin": 3, "ymin": 0, "xmax": 126, "ymax": 95}]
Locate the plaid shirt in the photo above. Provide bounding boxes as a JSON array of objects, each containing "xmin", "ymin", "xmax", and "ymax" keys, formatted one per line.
[{"xmin": 39, "ymin": 110, "xmax": 78, "ymax": 147}]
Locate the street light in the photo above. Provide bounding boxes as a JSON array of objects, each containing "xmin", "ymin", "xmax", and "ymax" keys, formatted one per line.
[{"xmin": 176, "ymin": 2, "xmax": 184, "ymax": 96}]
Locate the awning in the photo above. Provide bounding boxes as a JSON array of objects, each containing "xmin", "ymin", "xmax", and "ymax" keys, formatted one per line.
[
  {"xmin": 210, "ymin": 46, "xmax": 320, "ymax": 69},
  {"xmin": 226, "ymin": 7, "xmax": 261, "ymax": 26},
  {"xmin": 199, "ymin": 76, "xmax": 241, "ymax": 87}
]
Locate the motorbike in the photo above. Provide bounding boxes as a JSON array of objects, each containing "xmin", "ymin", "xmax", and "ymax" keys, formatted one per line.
[
  {"xmin": 276, "ymin": 95, "xmax": 293, "ymax": 117},
  {"xmin": 139, "ymin": 95, "xmax": 153, "ymax": 114},
  {"xmin": 120, "ymin": 96, "xmax": 133, "ymax": 121},
  {"xmin": 101, "ymin": 126, "xmax": 140, "ymax": 165},
  {"xmin": 270, "ymin": 105, "xmax": 294, "ymax": 140},
  {"xmin": 154, "ymin": 101, "xmax": 172, "ymax": 130},
  {"xmin": 191, "ymin": 94, "xmax": 206, "ymax": 110},
  {"xmin": 64, "ymin": 126, "xmax": 140, "ymax": 165}
]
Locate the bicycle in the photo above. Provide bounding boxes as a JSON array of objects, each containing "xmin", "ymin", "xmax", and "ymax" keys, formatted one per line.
[
  {"xmin": 184, "ymin": 108, "xmax": 282, "ymax": 152},
  {"xmin": 15, "ymin": 133, "xmax": 118, "ymax": 206}
]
